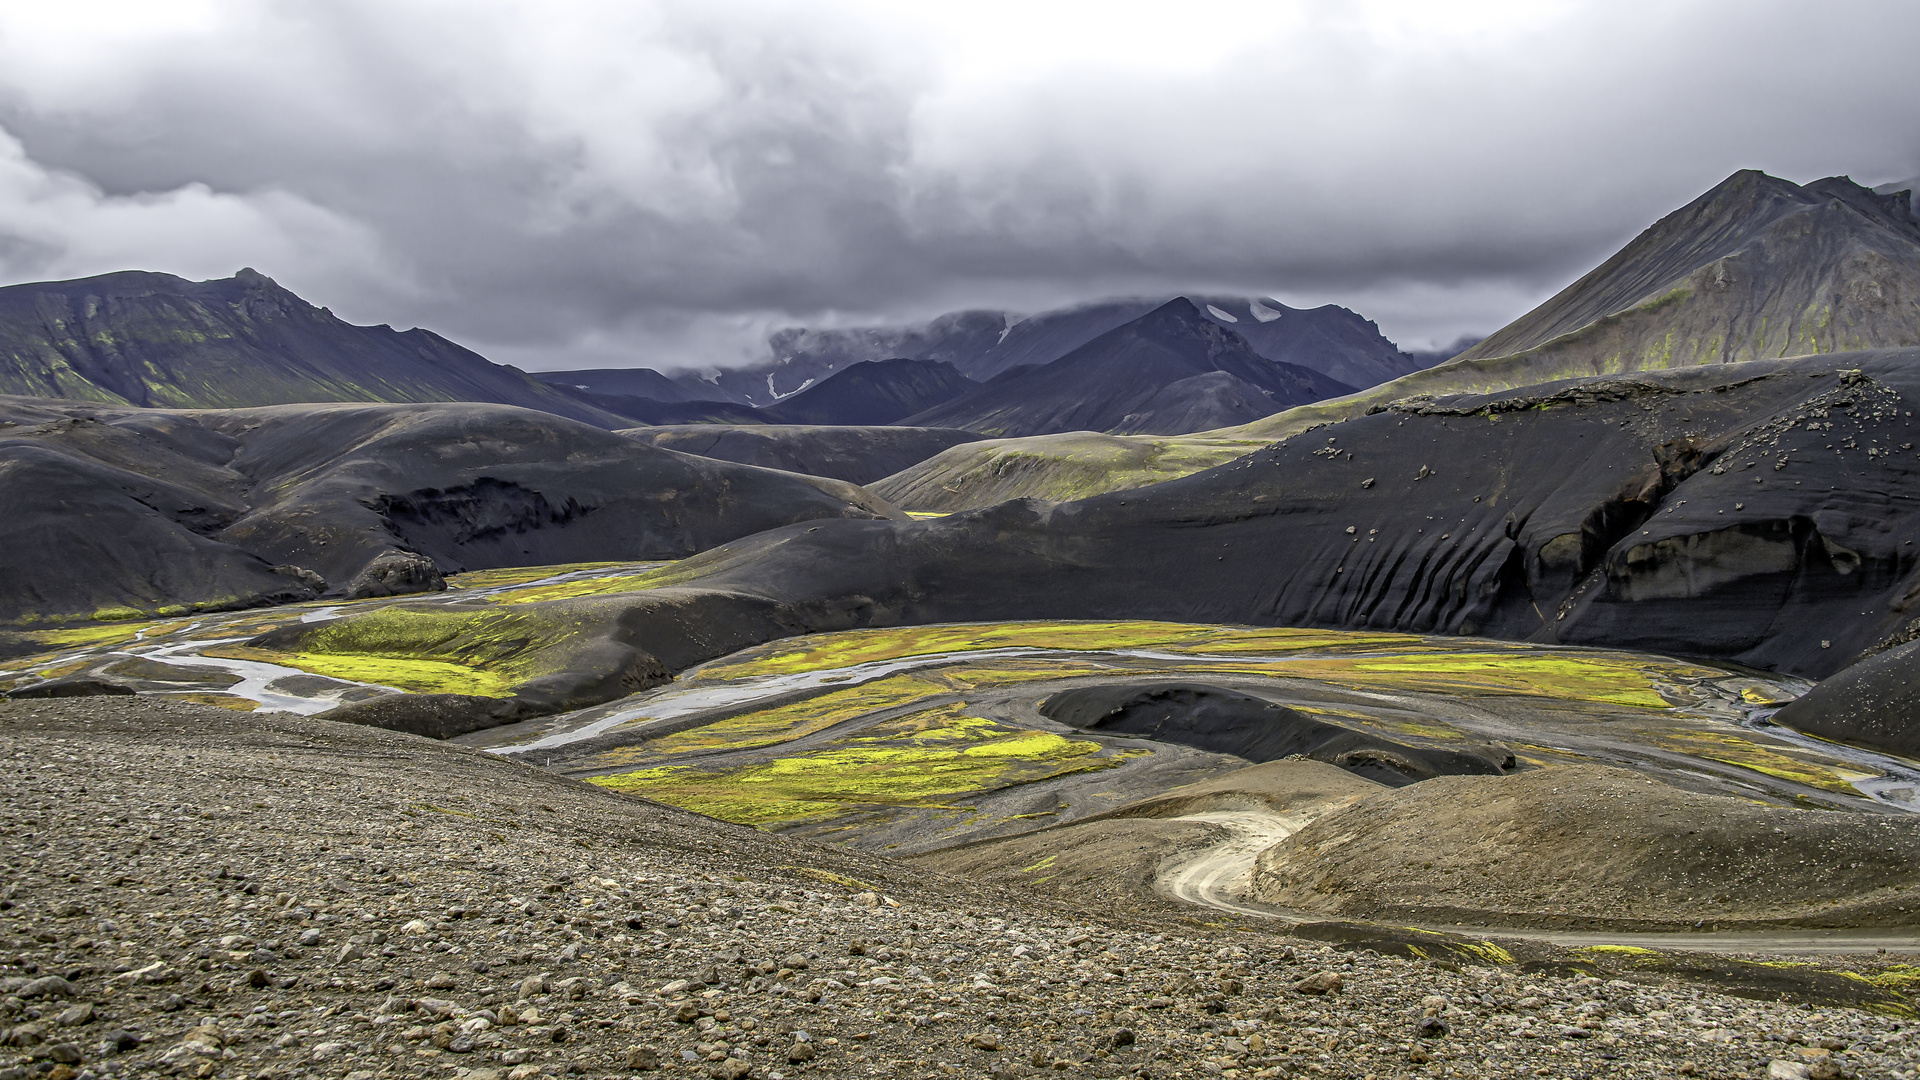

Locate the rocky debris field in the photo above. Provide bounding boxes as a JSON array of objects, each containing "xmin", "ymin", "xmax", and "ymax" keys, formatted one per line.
[{"xmin": 4, "ymin": 699, "xmax": 1920, "ymax": 1080}]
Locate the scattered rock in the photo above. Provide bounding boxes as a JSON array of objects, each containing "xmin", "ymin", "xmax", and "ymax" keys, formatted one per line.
[{"xmin": 1293, "ymin": 970, "xmax": 1343, "ymax": 995}]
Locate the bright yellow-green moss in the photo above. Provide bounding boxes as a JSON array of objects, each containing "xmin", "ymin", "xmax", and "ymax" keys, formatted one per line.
[
  {"xmin": 701, "ymin": 621, "xmax": 1257, "ymax": 679},
  {"xmin": 23, "ymin": 619, "xmax": 182, "ymax": 650},
  {"xmin": 1650, "ymin": 730, "xmax": 1861, "ymax": 794},
  {"xmin": 481, "ymin": 563, "xmax": 683, "ymax": 604},
  {"xmin": 601, "ymin": 674, "xmax": 955, "ymax": 760},
  {"xmin": 1291, "ymin": 653, "xmax": 1682, "ymax": 708},
  {"xmin": 588, "ymin": 705, "xmax": 1130, "ymax": 826},
  {"xmin": 230, "ymin": 603, "xmax": 611, "ymax": 696},
  {"xmin": 207, "ymin": 647, "xmax": 516, "ymax": 696},
  {"xmin": 163, "ymin": 692, "xmax": 259, "ymax": 712}
]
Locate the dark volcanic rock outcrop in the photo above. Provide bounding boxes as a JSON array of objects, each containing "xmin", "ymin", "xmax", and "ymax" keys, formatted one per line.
[
  {"xmin": 903, "ymin": 299, "xmax": 1354, "ymax": 436},
  {"xmin": 0, "ymin": 396, "xmax": 896, "ymax": 622},
  {"xmin": 1041, "ymin": 682, "xmax": 1508, "ymax": 786},
  {"xmin": 1772, "ymin": 639, "xmax": 1920, "ymax": 756},
  {"xmin": 0, "ymin": 270, "xmax": 627, "ymax": 426},
  {"xmin": 623, "ymin": 424, "xmax": 984, "ymax": 485}
]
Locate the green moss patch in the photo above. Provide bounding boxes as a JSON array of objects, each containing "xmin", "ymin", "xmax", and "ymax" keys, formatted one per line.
[{"xmin": 588, "ymin": 704, "xmax": 1134, "ymax": 826}]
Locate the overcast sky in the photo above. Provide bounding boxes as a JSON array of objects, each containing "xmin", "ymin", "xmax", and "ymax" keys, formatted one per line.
[{"xmin": 0, "ymin": 0, "xmax": 1916, "ymax": 371}]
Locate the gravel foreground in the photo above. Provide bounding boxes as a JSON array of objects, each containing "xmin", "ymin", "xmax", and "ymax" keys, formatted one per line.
[{"xmin": 2, "ymin": 699, "xmax": 1916, "ymax": 1080}]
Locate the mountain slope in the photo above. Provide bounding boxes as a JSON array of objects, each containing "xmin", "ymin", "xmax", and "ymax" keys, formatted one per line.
[
  {"xmin": 758, "ymin": 358, "xmax": 975, "ymax": 425},
  {"xmin": 534, "ymin": 366, "xmax": 722, "ymax": 403},
  {"xmin": 0, "ymin": 269, "xmax": 628, "ymax": 426},
  {"xmin": 0, "ymin": 396, "xmax": 896, "ymax": 623},
  {"xmin": 1452, "ymin": 170, "xmax": 1920, "ymax": 370},
  {"xmin": 884, "ymin": 170, "xmax": 1920, "ymax": 511},
  {"xmin": 900, "ymin": 298, "xmax": 1353, "ymax": 436}
]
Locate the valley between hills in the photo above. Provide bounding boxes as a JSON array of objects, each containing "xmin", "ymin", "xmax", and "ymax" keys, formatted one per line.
[{"xmin": 8, "ymin": 169, "xmax": 1920, "ymax": 1080}]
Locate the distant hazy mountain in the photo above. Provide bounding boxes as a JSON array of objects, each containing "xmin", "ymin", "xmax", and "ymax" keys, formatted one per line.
[
  {"xmin": 759, "ymin": 359, "xmax": 975, "ymax": 426},
  {"xmin": 535, "ymin": 366, "xmax": 722, "ymax": 404},
  {"xmin": 965, "ymin": 295, "xmax": 1433, "ymax": 390},
  {"xmin": 0, "ymin": 269, "xmax": 626, "ymax": 426},
  {"xmin": 668, "ymin": 310, "xmax": 1010, "ymax": 406},
  {"xmin": 902, "ymin": 298, "xmax": 1353, "ymax": 437}
]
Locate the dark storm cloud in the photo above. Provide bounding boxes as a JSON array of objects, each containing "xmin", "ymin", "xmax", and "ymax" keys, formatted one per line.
[{"xmin": 0, "ymin": 0, "xmax": 1915, "ymax": 367}]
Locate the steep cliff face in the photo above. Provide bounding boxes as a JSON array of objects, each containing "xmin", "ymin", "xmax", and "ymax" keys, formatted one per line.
[{"xmin": 0, "ymin": 270, "xmax": 626, "ymax": 425}]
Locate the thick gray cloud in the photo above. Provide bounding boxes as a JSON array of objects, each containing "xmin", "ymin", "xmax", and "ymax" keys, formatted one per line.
[{"xmin": 0, "ymin": 0, "xmax": 1915, "ymax": 367}]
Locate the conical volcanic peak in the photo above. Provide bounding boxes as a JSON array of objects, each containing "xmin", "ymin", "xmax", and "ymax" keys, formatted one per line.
[{"xmin": 1453, "ymin": 170, "xmax": 1920, "ymax": 369}]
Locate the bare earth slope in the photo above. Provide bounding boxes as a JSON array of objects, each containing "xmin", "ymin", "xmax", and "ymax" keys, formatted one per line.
[
  {"xmin": 272, "ymin": 350, "xmax": 1920, "ymax": 753},
  {"xmin": 1252, "ymin": 765, "xmax": 1920, "ymax": 930}
]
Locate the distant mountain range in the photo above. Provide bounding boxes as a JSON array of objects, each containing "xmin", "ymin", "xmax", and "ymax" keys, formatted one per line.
[
  {"xmin": 0, "ymin": 267, "xmax": 1445, "ymax": 439},
  {"xmin": 648, "ymin": 293, "xmax": 1436, "ymax": 408}
]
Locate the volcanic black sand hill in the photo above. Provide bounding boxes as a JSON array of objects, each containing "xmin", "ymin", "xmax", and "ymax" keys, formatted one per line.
[
  {"xmin": 0, "ymin": 396, "xmax": 896, "ymax": 622},
  {"xmin": 757, "ymin": 358, "xmax": 976, "ymax": 426},
  {"xmin": 901, "ymin": 299, "xmax": 1354, "ymax": 436},
  {"xmin": 0, "ymin": 270, "xmax": 627, "ymax": 426},
  {"xmin": 622, "ymin": 424, "xmax": 984, "ymax": 484}
]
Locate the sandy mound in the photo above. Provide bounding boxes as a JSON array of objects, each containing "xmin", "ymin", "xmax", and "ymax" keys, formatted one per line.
[
  {"xmin": 1252, "ymin": 764, "xmax": 1920, "ymax": 930},
  {"xmin": 917, "ymin": 760, "xmax": 1380, "ymax": 908}
]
